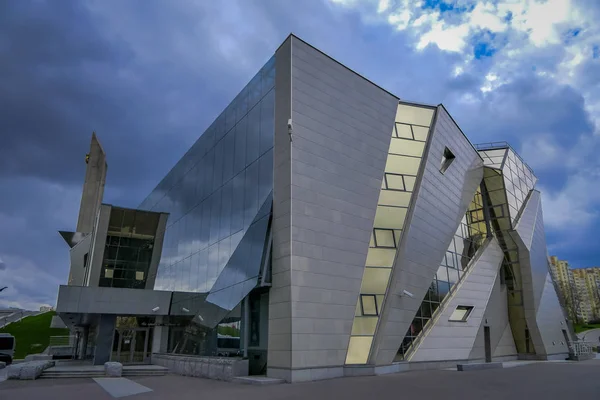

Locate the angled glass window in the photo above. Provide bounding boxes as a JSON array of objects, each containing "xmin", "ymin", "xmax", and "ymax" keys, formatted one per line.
[
  {"xmin": 360, "ymin": 294, "xmax": 378, "ymax": 316},
  {"xmin": 440, "ymin": 147, "xmax": 456, "ymax": 174},
  {"xmin": 449, "ymin": 305, "xmax": 474, "ymax": 322},
  {"xmin": 373, "ymin": 229, "xmax": 396, "ymax": 248},
  {"xmin": 384, "ymin": 174, "xmax": 406, "ymax": 191},
  {"xmin": 394, "ymin": 123, "xmax": 413, "ymax": 139}
]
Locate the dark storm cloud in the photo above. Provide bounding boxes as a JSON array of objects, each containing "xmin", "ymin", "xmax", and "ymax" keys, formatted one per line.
[
  {"xmin": 0, "ymin": 0, "xmax": 249, "ymax": 197},
  {"xmin": 1, "ymin": 0, "xmax": 599, "ymax": 308}
]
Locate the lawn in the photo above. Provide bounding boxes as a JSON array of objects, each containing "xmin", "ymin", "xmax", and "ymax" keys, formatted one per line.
[
  {"xmin": 574, "ymin": 323, "xmax": 600, "ymax": 333},
  {"xmin": 0, "ymin": 311, "xmax": 69, "ymax": 359}
]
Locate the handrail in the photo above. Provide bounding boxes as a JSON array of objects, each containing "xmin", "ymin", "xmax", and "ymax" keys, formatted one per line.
[{"xmin": 474, "ymin": 142, "xmax": 510, "ymax": 150}]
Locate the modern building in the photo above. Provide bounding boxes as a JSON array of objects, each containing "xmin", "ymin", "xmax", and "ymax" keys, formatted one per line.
[{"xmin": 55, "ymin": 34, "xmax": 572, "ymax": 382}]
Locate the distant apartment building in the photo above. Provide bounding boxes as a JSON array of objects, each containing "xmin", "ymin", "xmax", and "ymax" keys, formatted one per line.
[
  {"xmin": 549, "ymin": 256, "xmax": 577, "ymax": 321},
  {"xmin": 572, "ymin": 268, "xmax": 600, "ymax": 323}
]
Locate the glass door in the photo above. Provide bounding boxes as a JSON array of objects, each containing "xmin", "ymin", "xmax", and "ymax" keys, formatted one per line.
[
  {"xmin": 132, "ymin": 329, "xmax": 148, "ymax": 363},
  {"xmin": 112, "ymin": 328, "xmax": 150, "ymax": 364}
]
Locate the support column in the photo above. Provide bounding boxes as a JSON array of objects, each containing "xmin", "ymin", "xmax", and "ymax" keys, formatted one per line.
[
  {"xmin": 93, "ymin": 314, "xmax": 116, "ymax": 365},
  {"xmin": 151, "ymin": 316, "xmax": 169, "ymax": 355},
  {"xmin": 78, "ymin": 327, "xmax": 89, "ymax": 360},
  {"xmin": 242, "ymin": 297, "xmax": 249, "ymax": 358}
]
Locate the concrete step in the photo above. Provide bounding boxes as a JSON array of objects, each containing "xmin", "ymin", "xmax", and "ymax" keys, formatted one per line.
[
  {"xmin": 40, "ymin": 373, "xmax": 105, "ymax": 379},
  {"xmin": 233, "ymin": 376, "xmax": 285, "ymax": 385},
  {"xmin": 123, "ymin": 371, "xmax": 167, "ymax": 376},
  {"xmin": 40, "ymin": 366, "xmax": 168, "ymax": 379}
]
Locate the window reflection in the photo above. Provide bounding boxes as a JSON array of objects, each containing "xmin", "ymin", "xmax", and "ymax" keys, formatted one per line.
[
  {"xmin": 133, "ymin": 55, "xmax": 276, "ymax": 371},
  {"xmin": 99, "ymin": 208, "xmax": 160, "ymax": 289},
  {"xmin": 140, "ymin": 57, "xmax": 275, "ymax": 296}
]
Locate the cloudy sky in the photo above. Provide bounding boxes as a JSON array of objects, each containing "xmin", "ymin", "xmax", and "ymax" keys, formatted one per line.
[{"xmin": 0, "ymin": 0, "xmax": 598, "ymax": 310}]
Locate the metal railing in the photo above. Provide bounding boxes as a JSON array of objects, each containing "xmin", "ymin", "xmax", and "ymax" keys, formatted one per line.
[
  {"xmin": 474, "ymin": 141, "xmax": 536, "ymax": 176},
  {"xmin": 569, "ymin": 341, "xmax": 595, "ymax": 356},
  {"xmin": 49, "ymin": 335, "xmax": 75, "ymax": 347},
  {"xmin": 474, "ymin": 141, "xmax": 510, "ymax": 151}
]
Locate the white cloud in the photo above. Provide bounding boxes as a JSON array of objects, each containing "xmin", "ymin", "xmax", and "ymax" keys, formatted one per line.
[
  {"xmin": 327, "ymin": 0, "xmax": 600, "ymax": 136},
  {"xmin": 417, "ymin": 20, "xmax": 470, "ymax": 52},
  {"xmin": 470, "ymin": 2, "xmax": 507, "ymax": 33},
  {"xmin": 540, "ymin": 169, "xmax": 600, "ymax": 230}
]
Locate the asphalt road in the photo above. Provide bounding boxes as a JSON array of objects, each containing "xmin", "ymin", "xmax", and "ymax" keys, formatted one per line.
[{"xmin": 1, "ymin": 359, "xmax": 599, "ymax": 400}]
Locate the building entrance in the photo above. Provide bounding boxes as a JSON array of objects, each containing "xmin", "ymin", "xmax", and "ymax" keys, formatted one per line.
[{"xmin": 111, "ymin": 327, "xmax": 151, "ymax": 364}]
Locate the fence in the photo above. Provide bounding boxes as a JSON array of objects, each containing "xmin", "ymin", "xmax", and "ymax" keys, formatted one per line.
[
  {"xmin": 569, "ymin": 341, "xmax": 595, "ymax": 357},
  {"xmin": 48, "ymin": 335, "xmax": 75, "ymax": 347}
]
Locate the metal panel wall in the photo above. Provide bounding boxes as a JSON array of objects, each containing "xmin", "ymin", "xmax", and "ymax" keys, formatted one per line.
[
  {"xmin": 475, "ymin": 273, "xmax": 517, "ymax": 358},
  {"xmin": 68, "ymin": 233, "xmax": 92, "ymax": 286},
  {"xmin": 372, "ymin": 106, "xmax": 484, "ymax": 365},
  {"xmin": 515, "ymin": 190, "xmax": 570, "ymax": 356},
  {"xmin": 268, "ymin": 36, "xmax": 293, "ymax": 372},
  {"xmin": 536, "ymin": 274, "xmax": 571, "ymax": 355},
  {"xmin": 273, "ymin": 36, "xmax": 398, "ymax": 378},
  {"xmin": 410, "ymin": 238, "xmax": 504, "ymax": 362},
  {"xmin": 87, "ymin": 204, "xmax": 111, "ymax": 287}
]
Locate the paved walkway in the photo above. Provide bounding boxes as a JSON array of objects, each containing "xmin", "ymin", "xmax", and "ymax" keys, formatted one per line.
[{"xmin": 1, "ymin": 359, "xmax": 599, "ymax": 399}]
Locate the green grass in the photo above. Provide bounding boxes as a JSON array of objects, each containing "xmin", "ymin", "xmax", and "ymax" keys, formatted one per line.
[
  {"xmin": 574, "ymin": 323, "xmax": 600, "ymax": 333},
  {"xmin": 0, "ymin": 311, "xmax": 69, "ymax": 359}
]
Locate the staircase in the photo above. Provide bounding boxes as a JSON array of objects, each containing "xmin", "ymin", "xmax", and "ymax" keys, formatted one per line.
[{"xmin": 40, "ymin": 365, "xmax": 168, "ymax": 379}]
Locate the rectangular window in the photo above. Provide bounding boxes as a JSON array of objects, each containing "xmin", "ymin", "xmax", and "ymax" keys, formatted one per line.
[
  {"xmin": 384, "ymin": 173, "xmax": 406, "ymax": 191},
  {"xmin": 449, "ymin": 305, "xmax": 474, "ymax": 322},
  {"xmin": 360, "ymin": 294, "xmax": 378, "ymax": 316},
  {"xmin": 395, "ymin": 123, "xmax": 413, "ymax": 139},
  {"xmin": 373, "ymin": 229, "xmax": 396, "ymax": 248}
]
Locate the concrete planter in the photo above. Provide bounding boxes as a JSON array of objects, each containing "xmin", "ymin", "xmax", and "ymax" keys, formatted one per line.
[
  {"xmin": 6, "ymin": 360, "xmax": 55, "ymax": 380},
  {"xmin": 104, "ymin": 362, "xmax": 123, "ymax": 377},
  {"xmin": 151, "ymin": 354, "xmax": 248, "ymax": 381}
]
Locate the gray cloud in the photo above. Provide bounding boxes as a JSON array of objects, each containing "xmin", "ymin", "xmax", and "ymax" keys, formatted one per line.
[{"xmin": 1, "ymin": 0, "xmax": 599, "ymax": 308}]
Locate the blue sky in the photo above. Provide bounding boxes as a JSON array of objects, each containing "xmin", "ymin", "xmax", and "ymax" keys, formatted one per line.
[{"xmin": 0, "ymin": 0, "xmax": 599, "ymax": 309}]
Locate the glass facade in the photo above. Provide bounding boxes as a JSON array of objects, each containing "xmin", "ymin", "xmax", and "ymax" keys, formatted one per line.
[
  {"xmin": 479, "ymin": 147, "xmax": 536, "ymax": 224},
  {"xmin": 397, "ymin": 188, "xmax": 488, "ymax": 360},
  {"xmin": 99, "ymin": 207, "xmax": 161, "ymax": 289},
  {"xmin": 138, "ymin": 56, "xmax": 275, "ymax": 295},
  {"xmin": 135, "ymin": 57, "xmax": 275, "ymax": 357},
  {"xmin": 346, "ymin": 103, "xmax": 435, "ymax": 365}
]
